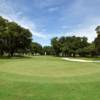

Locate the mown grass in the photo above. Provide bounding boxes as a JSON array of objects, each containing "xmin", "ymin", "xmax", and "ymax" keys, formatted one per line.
[{"xmin": 0, "ymin": 56, "xmax": 100, "ymax": 100}]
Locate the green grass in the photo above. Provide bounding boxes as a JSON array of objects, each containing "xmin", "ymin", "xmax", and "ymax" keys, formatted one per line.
[{"xmin": 0, "ymin": 56, "xmax": 100, "ymax": 100}]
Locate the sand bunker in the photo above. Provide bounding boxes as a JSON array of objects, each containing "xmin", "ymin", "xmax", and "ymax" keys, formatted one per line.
[{"xmin": 62, "ymin": 58, "xmax": 100, "ymax": 63}]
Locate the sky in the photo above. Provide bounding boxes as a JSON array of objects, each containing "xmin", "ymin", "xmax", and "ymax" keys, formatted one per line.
[{"xmin": 0, "ymin": 0, "xmax": 100, "ymax": 46}]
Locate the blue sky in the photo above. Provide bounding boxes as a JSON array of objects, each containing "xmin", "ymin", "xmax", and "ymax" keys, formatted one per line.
[{"xmin": 0, "ymin": 0, "xmax": 100, "ymax": 46}]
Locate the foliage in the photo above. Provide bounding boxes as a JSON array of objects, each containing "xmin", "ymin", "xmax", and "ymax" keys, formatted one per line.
[
  {"xmin": 31, "ymin": 42, "xmax": 43, "ymax": 55},
  {"xmin": 51, "ymin": 37, "xmax": 61, "ymax": 56},
  {"xmin": 0, "ymin": 16, "xmax": 100, "ymax": 57},
  {"xmin": 77, "ymin": 43, "xmax": 96, "ymax": 57},
  {"xmin": 43, "ymin": 46, "xmax": 55, "ymax": 55},
  {"xmin": 51, "ymin": 36, "xmax": 89, "ymax": 57},
  {"xmin": 94, "ymin": 26, "xmax": 100, "ymax": 55},
  {"xmin": 0, "ymin": 16, "xmax": 32, "ymax": 56}
]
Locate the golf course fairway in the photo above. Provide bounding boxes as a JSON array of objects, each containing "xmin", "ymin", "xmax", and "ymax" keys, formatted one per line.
[{"xmin": 0, "ymin": 56, "xmax": 100, "ymax": 100}]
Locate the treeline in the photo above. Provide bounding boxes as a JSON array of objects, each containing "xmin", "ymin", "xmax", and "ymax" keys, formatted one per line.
[
  {"xmin": 51, "ymin": 35, "xmax": 100, "ymax": 57},
  {"xmin": 31, "ymin": 43, "xmax": 55, "ymax": 56},
  {"xmin": 32, "ymin": 28, "xmax": 100, "ymax": 57},
  {"xmin": 32, "ymin": 37, "xmax": 98, "ymax": 57},
  {"xmin": 0, "ymin": 16, "xmax": 100, "ymax": 57}
]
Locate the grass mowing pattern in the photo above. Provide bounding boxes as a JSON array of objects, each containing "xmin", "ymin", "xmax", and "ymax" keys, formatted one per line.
[{"xmin": 0, "ymin": 56, "xmax": 100, "ymax": 100}]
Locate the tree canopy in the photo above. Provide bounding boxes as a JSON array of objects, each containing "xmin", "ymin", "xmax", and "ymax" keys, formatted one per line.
[
  {"xmin": 0, "ymin": 16, "xmax": 99, "ymax": 57},
  {"xmin": 51, "ymin": 36, "xmax": 89, "ymax": 57},
  {"xmin": 0, "ymin": 16, "xmax": 32, "ymax": 56},
  {"xmin": 31, "ymin": 42, "xmax": 43, "ymax": 55},
  {"xmin": 94, "ymin": 26, "xmax": 100, "ymax": 55}
]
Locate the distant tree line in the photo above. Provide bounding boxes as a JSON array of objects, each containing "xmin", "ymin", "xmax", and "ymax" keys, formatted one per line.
[
  {"xmin": 32, "ymin": 27, "xmax": 100, "ymax": 57},
  {"xmin": 51, "ymin": 36, "xmax": 96, "ymax": 57},
  {"xmin": 50, "ymin": 26, "xmax": 100, "ymax": 57},
  {"xmin": 0, "ymin": 16, "xmax": 100, "ymax": 57}
]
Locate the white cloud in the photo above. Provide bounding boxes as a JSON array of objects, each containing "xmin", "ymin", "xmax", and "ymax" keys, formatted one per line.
[
  {"xmin": 66, "ymin": 25, "xmax": 97, "ymax": 42},
  {"xmin": 63, "ymin": 16, "xmax": 100, "ymax": 42},
  {"xmin": 60, "ymin": 0, "xmax": 100, "ymax": 42},
  {"xmin": 0, "ymin": 0, "xmax": 100, "ymax": 44},
  {"xmin": 48, "ymin": 7, "xmax": 58, "ymax": 12},
  {"xmin": 0, "ymin": 0, "xmax": 46, "ymax": 38}
]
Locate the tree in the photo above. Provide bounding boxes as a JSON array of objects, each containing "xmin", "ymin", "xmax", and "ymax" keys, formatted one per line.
[
  {"xmin": 0, "ymin": 16, "xmax": 32, "ymax": 56},
  {"xmin": 94, "ymin": 26, "xmax": 100, "ymax": 55},
  {"xmin": 95, "ymin": 26, "xmax": 100, "ymax": 36},
  {"xmin": 59, "ymin": 36, "xmax": 89, "ymax": 57},
  {"xmin": 43, "ymin": 46, "xmax": 55, "ymax": 55},
  {"xmin": 51, "ymin": 37, "xmax": 61, "ymax": 56},
  {"xmin": 0, "ymin": 16, "xmax": 8, "ymax": 56},
  {"xmin": 31, "ymin": 42, "xmax": 43, "ymax": 55},
  {"xmin": 51, "ymin": 36, "xmax": 89, "ymax": 57},
  {"xmin": 77, "ymin": 43, "xmax": 96, "ymax": 57},
  {"xmin": 94, "ymin": 36, "xmax": 100, "ymax": 55}
]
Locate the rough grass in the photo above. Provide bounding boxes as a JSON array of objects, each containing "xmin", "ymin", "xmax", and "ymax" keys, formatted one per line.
[{"xmin": 0, "ymin": 56, "xmax": 100, "ymax": 100}]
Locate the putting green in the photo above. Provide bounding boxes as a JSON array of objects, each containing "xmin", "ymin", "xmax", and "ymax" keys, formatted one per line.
[{"xmin": 0, "ymin": 56, "xmax": 100, "ymax": 100}]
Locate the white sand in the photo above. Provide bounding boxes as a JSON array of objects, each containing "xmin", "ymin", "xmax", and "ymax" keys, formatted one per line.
[{"xmin": 62, "ymin": 58, "xmax": 100, "ymax": 63}]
